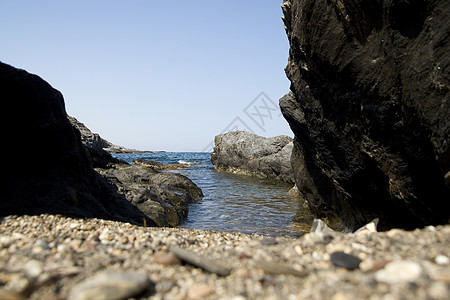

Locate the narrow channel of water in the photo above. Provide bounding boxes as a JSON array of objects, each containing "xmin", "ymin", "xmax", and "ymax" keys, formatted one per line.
[{"xmin": 113, "ymin": 152, "xmax": 314, "ymax": 237}]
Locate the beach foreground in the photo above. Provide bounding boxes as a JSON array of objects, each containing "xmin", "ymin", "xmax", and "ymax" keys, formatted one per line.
[{"xmin": 1, "ymin": 214, "xmax": 449, "ymax": 300}]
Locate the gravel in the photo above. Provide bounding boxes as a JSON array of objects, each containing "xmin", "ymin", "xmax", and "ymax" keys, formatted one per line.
[{"xmin": 0, "ymin": 214, "xmax": 449, "ymax": 299}]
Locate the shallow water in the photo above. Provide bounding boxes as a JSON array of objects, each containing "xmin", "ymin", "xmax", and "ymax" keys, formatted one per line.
[{"xmin": 113, "ymin": 152, "xmax": 314, "ymax": 237}]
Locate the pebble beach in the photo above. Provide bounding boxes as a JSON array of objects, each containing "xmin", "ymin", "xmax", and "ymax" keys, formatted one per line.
[{"xmin": 1, "ymin": 214, "xmax": 449, "ymax": 299}]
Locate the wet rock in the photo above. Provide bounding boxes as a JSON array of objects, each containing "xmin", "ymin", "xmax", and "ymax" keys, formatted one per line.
[
  {"xmin": 330, "ymin": 252, "xmax": 362, "ymax": 270},
  {"xmin": 281, "ymin": 0, "xmax": 450, "ymax": 230},
  {"xmin": 211, "ymin": 131, "xmax": 294, "ymax": 184},
  {"xmin": 68, "ymin": 272, "xmax": 153, "ymax": 300},
  {"xmin": 375, "ymin": 261, "xmax": 422, "ymax": 283},
  {"xmin": 96, "ymin": 165, "xmax": 203, "ymax": 227},
  {"xmin": 132, "ymin": 159, "xmax": 187, "ymax": 170}
]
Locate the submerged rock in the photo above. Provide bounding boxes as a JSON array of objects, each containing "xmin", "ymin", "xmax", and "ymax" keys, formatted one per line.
[
  {"xmin": 132, "ymin": 159, "xmax": 187, "ymax": 170},
  {"xmin": 281, "ymin": 0, "xmax": 450, "ymax": 230},
  {"xmin": 211, "ymin": 131, "xmax": 294, "ymax": 184}
]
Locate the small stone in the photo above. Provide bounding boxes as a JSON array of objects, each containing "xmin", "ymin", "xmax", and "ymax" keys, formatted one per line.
[
  {"xmin": 435, "ymin": 255, "xmax": 449, "ymax": 265},
  {"xmin": 57, "ymin": 244, "xmax": 71, "ymax": 254},
  {"xmin": 354, "ymin": 218, "xmax": 378, "ymax": 234},
  {"xmin": 67, "ymin": 272, "xmax": 153, "ymax": 300},
  {"xmin": 187, "ymin": 283, "xmax": 214, "ymax": 299},
  {"xmin": 153, "ymin": 252, "xmax": 181, "ymax": 265},
  {"xmin": 375, "ymin": 260, "xmax": 422, "ymax": 283},
  {"xmin": 170, "ymin": 246, "xmax": 231, "ymax": 276},
  {"xmin": 310, "ymin": 219, "xmax": 337, "ymax": 235},
  {"xmin": 427, "ymin": 265, "xmax": 450, "ymax": 283},
  {"xmin": 260, "ymin": 238, "xmax": 278, "ymax": 245},
  {"xmin": 254, "ymin": 260, "xmax": 306, "ymax": 277},
  {"xmin": 330, "ymin": 251, "xmax": 362, "ymax": 270},
  {"xmin": 428, "ymin": 282, "xmax": 449, "ymax": 300},
  {"xmin": 386, "ymin": 228, "xmax": 403, "ymax": 237},
  {"xmin": 332, "ymin": 292, "xmax": 351, "ymax": 300},
  {"xmin": 24, "ymin": 260, "xmax": 44, "ymax": 279}
]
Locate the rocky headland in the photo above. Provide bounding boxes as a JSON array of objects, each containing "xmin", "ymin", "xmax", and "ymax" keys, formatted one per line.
[
  {"xmin": 280, "ymin": 0, "xmax": 450, "ymax": 231},
  {"xmin": 67, "ymin": 115, "xmax": 152, "ymax": 153},
  {"xmin": 211, "ymin": 131, "xmax": 294, "ymax": 184},
  {"xmin": 69, "ymin": 115, "xmax": 149, "ymax": 154},
  {"xmin": 0, "ymin": 61, "xmax": 202, "ymax": 227}
]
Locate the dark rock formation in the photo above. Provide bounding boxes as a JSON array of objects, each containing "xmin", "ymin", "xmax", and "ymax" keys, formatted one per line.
[
  {"xmin": 0, "ymin": 61, "xmax": 148, "ymax": 224},
  {"xmin": 211, "ymin": 131, "xmax": 294, "ymax": 184},
  {"xmin": 68, "ymin": 115, "xmax": 146, "ymax": 155},
  {"xmin": 97, "ymin": 164, "xmax": 203, "ymax": 227},
  {"xmin": 280, "ymin": 0, "xmax": 450, "ymax": 230},
  {"xmin": 0, "ymin": 61, "xmax": 202, "ymax": 227},
  {"xmin": 68, "ymin": 115, "xmax": 124, "ymax": 168}
]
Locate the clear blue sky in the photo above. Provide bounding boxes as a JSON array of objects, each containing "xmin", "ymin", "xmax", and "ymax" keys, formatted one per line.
[{"xmin": 1, "ymin": 1, "xmax": 292, "ymax": 151}]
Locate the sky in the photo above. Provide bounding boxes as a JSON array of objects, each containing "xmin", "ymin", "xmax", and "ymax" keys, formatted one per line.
[{"xmin": 1, "ymin": 1, "xmax": 292, "ymax": 152}]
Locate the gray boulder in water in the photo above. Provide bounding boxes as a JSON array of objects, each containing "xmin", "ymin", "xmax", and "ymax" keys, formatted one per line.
[{"xmin": 211, "ymin": 131, "xmax": 294, "ymax": 184}]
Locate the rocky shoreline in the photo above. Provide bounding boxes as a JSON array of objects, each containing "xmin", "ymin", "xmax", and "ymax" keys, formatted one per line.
[{"xmin": 1, "ymin": 214, "xmax": 449, "ymax": 300}]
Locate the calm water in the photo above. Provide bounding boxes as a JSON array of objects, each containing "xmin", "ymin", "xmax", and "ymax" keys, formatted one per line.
[{"xmin": 112, "ymin": 152, "xmax": 314, "ymax": 237}]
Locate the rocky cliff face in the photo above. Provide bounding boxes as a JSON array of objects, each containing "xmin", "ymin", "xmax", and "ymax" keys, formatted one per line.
[
  {"xmin": 0, "ymin": 62, "xmax": 145, "ymax": 223},
  {"xmin": 68, "ymin": 115, "xmax": 145, "ymax": 154},
  {"xmin": 0, "ymin": 62, "xmax": 202, "ymax": 227},
  {"xmin": 280, "ymin": 0, "xmax": 450, "ymax": 230},
  {"xmin": 211, "ymin": 131, "xmax": 294, "ymax": 184}
]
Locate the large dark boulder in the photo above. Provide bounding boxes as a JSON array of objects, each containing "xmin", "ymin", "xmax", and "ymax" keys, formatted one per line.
[
  {"xmin": 280, "ymin": 0, "xmax": 450, "ymax": 230},
  {"xmin": 96, "ymin": 164, "xmax": 203, "ymax": 227},
  {"xmin": 0, "ymin": 62, "xmax": 202, "ymax": 227},
  {"xmin": 68, "ymin": 115, "xmax": 124, "ymax": 168},
  {"xmin": 211, "ymin": 131, "xmax": 294, "ymax": 184},
  {"xmin": 0, "ymin": 62, "xmax": 146, "ymax": 223}
]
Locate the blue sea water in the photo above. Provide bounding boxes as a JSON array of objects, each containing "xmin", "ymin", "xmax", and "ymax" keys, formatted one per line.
[{"xmin": 112, "ymin": 152, "xmax": 314, "ymax": 237}]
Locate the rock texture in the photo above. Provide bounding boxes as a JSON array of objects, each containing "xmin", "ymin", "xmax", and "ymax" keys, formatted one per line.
[
  {"xmin": 1, "ymin": 214, "xmax": 449, "ymax": 300},
  {"xmin": 0, "ymin": 61, "xmax": 145, "ymax": 224},
  {"xmin": 0, "ymin": 62, "xmax": 202, "ymax": 227},
  {"xmin": 96, "ymin": 164, "xmax": 203, "ymax": 227},
  {"xmin": 280, "ymin": 0, "xmax": 450, "ymax": 230},
  {"xmin": 211, "ymin": 131, "xmax": 294, "ymax": 184}
]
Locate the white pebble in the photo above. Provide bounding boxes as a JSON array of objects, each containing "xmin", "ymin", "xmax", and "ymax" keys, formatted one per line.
[
  {"xmin": 435, "ymin": 255, "xmax": 449, "ymax": 265},
  {"xmin": 375, "ymin": 260, "xmax": 422, "ymax": 283},
  {"xmin": 24, "ymin": 260, "xmax": 43, "ymax": 279}
]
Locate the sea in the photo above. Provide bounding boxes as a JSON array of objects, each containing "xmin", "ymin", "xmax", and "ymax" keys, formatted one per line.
[{"xmin": 112, "ymin": 152, "xmax": 315, "ymax": 237}]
